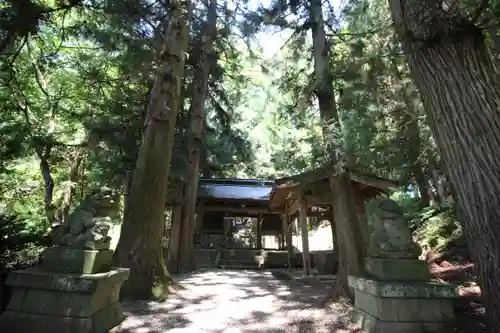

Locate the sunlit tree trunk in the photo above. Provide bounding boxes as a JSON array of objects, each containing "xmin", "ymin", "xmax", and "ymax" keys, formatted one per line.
[
  {"xmin": 309, "ymin": 0, "xmax": 338, "ymax": 141},
  {"xmin": 113, "ymin": 0, "xmax": 192, "ymax": 300},
  {"xmin": 178, "ymin": 0, "xmax": 218, "ymax": 273},
  {"xmin": 310, "ymin": 0, "xmax": 365, "ymax": 299},
  {"xmin": 389, "ymin": 1, "xmax": 500, "ymax": 330},
  {"xmin": 328, "ymin": 172, "xmax": 366, "ymax": 300}
]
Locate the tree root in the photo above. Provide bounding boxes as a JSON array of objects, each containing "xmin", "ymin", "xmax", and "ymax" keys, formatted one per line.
[{"xmin": 318, "ymin": 282, "xmax": 353, "ymax": 307}]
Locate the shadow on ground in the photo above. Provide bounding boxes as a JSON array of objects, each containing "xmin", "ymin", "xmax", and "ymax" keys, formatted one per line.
[{"xmin": 110, "ymin": 269, "xmax": 360, "ymax": 333}]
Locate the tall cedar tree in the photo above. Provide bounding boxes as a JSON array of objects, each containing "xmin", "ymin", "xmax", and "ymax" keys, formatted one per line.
[
  {"xmin": 178, "ymin": 0, "xmax": 219, "ymax": 273},
  {"xmin": 114, "ymin": 0, "xmax": 192, "ymax": 300},
  {"xmin": 388, "ymin": 0, "xmax": 500, "ymax": 330}
]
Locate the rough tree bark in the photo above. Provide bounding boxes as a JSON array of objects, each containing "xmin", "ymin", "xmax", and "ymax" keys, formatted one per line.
[
  {"xmin": 309, "ymin": 0, "xmax": 339, "ymax": 135},
  {"xmin": 178, "ymin": 0, "xmax": 218, "ymax": 273},
  {"xmin": 113, "ymin": 0, "xmax": 191, "ymax": 300},
  {"xmin": 310, "ymin": 0, "xmax": 366, "ymax": 299},
  {"xmin": 327, "ymin": 172, "xmax": 366, "ymax": 300},
  {"xmin": 388, "ymin": 1, "xmax": 500, "ymax": 330},
  {"xmin": 167, "ymin": 181, "xmax": 185, "ymax": 273}
]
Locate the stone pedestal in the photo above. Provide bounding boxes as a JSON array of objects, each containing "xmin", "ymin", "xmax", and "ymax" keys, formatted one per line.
[
  {"xmin": 352, "ymin": 198, "xmax": 459, "ymax": 333},
  {"xmin": 42, "ymin": 247, "xmax": 114, "ymax": 274},
  {"xmin": 0, "ymin": 260, "xmax": 129, "ymax": 332},
  {"xmin": 349, "ymin": 259, "xmax": 458, "ymax": 333},
  {"xmin": 364, "ymin": 257, "xmax": 430, "ymax": 282}
]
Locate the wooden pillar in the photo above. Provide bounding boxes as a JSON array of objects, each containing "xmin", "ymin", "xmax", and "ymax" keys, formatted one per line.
[
  {"xmin": 280, "ymin": 215, "xmax": 286, "ymax": 250},
  {"xmin": 285, "ymin": 211, "xmax": 294, "ymax": 270},
  {"xmin": 256, "ymin": 214, "xmax": 262, "ymax": 250},
  {"xmin": 193, "ymin": 204, "xmax": 204, "ymax": 248},
  {"xmin": 299, "ymin": 196, "xmax": 311, "ymax": 276},
  {"xmin": 224, "ymin": 214, "xmax": 231, "ymax": 249}
]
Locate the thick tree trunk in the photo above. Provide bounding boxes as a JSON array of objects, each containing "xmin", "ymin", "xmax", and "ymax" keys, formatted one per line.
[
  {"xmin": 167, "ymin": 181, "xmax": 184, "ymax": 273},
  {"xmin": 328, "ymin": 172, "xmax": 366, "ymax": 300},
  {"xmin": 389, "ymin": 1, "xmax": 500, "ymax": 330},
  {"xmin": 113, "ymin": 0, "xmax": 191, "ymax": 301},
  {"xmin": 178, "ymin": 0, "xmax": 218, "ymax": 273},
  {"xmin": 310, "ymin": 0, "xmax": 365, "ymax": 300},
  {"xmin": 309, "ymin": 0, "xmax": 339, "ymax": 145}
]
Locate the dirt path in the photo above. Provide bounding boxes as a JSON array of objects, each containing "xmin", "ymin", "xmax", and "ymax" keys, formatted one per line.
[{"xmin": 111, "ymin": 269, "xmax": 359, "ymax": 333}]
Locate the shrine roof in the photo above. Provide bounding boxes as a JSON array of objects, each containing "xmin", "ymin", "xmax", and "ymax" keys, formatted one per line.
[
  {"xmin": 198, "ymin": 178, "xmax": 274, "ymax": 201},
  {"xmin": 269, "ymin": 165, "xmax": 398, "ymax": 212}
]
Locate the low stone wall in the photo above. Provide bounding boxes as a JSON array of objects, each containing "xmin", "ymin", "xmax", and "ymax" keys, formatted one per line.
[
  {"xmin": 194, "ymin": 249, "xmax": 337, "ymax": 273},
  {"xmin": 194, "ymin": 249, "xmax": 218, "ymax": 269},
  {"xmin": 265, "ymin": 251, "xmax": 288, "ymax": 268}
]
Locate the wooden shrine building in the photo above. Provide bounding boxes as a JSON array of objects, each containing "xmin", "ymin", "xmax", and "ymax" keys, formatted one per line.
[
  {"xmin": 192, "ymin": 168, "xmax": 396, "ymax": 271},
  {"xmin": 269, "ymin": 165, "xmax": 397, "ymax": 275},
  {"xmin": 195, "ymin": 178, "xmax": 284, "ymax": 251}
]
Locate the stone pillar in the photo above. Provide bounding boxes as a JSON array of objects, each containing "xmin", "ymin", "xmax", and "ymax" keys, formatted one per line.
[{"xmin": 349, "ymin": 198, "xmax": 458, "ymax": 333}]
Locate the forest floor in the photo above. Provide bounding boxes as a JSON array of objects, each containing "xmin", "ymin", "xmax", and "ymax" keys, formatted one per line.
[{"xmin": 110, "ymin": 269, "xmax": 360, "ymax": 333}]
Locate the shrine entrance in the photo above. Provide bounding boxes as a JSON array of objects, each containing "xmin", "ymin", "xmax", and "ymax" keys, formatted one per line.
[{"xmin": 227, "ymin": 216, "xmax": 257, "ymax": 249}]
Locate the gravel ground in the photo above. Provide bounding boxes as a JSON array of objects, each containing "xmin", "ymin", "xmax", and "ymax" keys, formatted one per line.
[{"xmin": 111, "ymin": 269, "xmax": 360, "ymax": 333}]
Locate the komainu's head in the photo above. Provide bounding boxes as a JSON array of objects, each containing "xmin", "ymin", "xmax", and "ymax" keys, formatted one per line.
[
  {"xmin": 371, "ymin": 198, "xmax": 402, "ymax": 219},
  {"xmin": 86, "ymin": 186, "xmax": 120, "ymax": 215}
]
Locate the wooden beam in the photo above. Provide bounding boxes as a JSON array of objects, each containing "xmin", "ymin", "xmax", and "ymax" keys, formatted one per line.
[
  {"xmin": 287, "ymin": 197, "xmax": 300, "ymax": 217},
  {"xmin": 308, "ymin": 210, "xmax": 333, "ymax": 219},
  {"xmin": 348, "ymin": 171, "xmax": 398, "ymax": 191},
  {"xmin": 299, "ymin": 195, "xmax": 311, "ymax": 276},
  {"xmin": 275, "ymin": 166, "xmax": 398, "ymax": 194},
  {"xmin": 201, "ymin": 205, "xmax": 277, "ymax": 214},
  {"xmin": 303, "ymin": 194, "xmax": 330, "ymax": 205}
]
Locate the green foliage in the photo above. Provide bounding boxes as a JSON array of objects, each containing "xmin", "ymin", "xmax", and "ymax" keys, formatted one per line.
[
  {"xmin": 0, "ymin": 0, "xmax": 255, "ymax": 258},
  {"xmin": 0, "ymin": 0, "xmax": 474, "ymax": 272},
  {"xmin": 412, "ymin": 205, "xmax": 463, "ymax": 259}
]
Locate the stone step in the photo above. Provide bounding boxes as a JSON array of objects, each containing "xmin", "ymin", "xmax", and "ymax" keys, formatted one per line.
[
  {"xmin": 219, "ymin": 265, "xmax": 261, "ymax": 270},
  {"xmin": 220, "ymin": 259, "xmax": 259, "ymax": 265}
]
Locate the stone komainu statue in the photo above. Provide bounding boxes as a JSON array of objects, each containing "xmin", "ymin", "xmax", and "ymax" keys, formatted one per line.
[
  {"xmin": 51, "ymin": 187, "xmax": 120, "ymax": 250},
  {"xmin": 367, "ymin": 198, "xmax": 421, "ymax": 259}
]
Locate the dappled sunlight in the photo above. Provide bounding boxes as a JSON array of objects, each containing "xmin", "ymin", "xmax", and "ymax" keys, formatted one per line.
[{"xmin": 111, "ymin": 270, "xmax": 360, "ymax": 333}]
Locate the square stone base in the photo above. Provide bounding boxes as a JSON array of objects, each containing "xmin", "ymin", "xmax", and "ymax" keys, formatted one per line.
[
  {"xmin": 0, "ymin": 302, "xmax": 123, "ymax": 333},
  {"xmin": 42, "ymin": 247, "xmax": 113, "ymax": 274},
  {"xmin": 364, "ymin": 257, "xmax": 430, "ymax": 282},
  {"xmin": 348, "ymin": 276, "xmax": 458, "ymax": 333},
  {"xmin": 352, "ymin": 308, "xmax": 446, "ymax": 333},
  {"xmin": 0, "ymin": 267, "xmax": 129, "ymax": 333}
]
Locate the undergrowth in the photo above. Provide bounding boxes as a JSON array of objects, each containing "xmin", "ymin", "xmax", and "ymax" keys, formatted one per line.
[{"xmin": 392, "ymin": 192, "xmax": 467, "ymax": 262}]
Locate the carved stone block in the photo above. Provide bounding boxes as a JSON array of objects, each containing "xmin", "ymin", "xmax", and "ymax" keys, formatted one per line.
[
  {"xmin": 349, "ymin": 276, "xmax": 457, "ymax": 333},
  {"xmin": 0, "ymin": 267, "xmax": 129, "ymax": 333},
  {"xmin": 365, "ymin": 257, "xmax": 430, "ymax": 282},
  {"xmin": 42, "ymin": 247, "xmax": 113, "ymax": 274}
]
